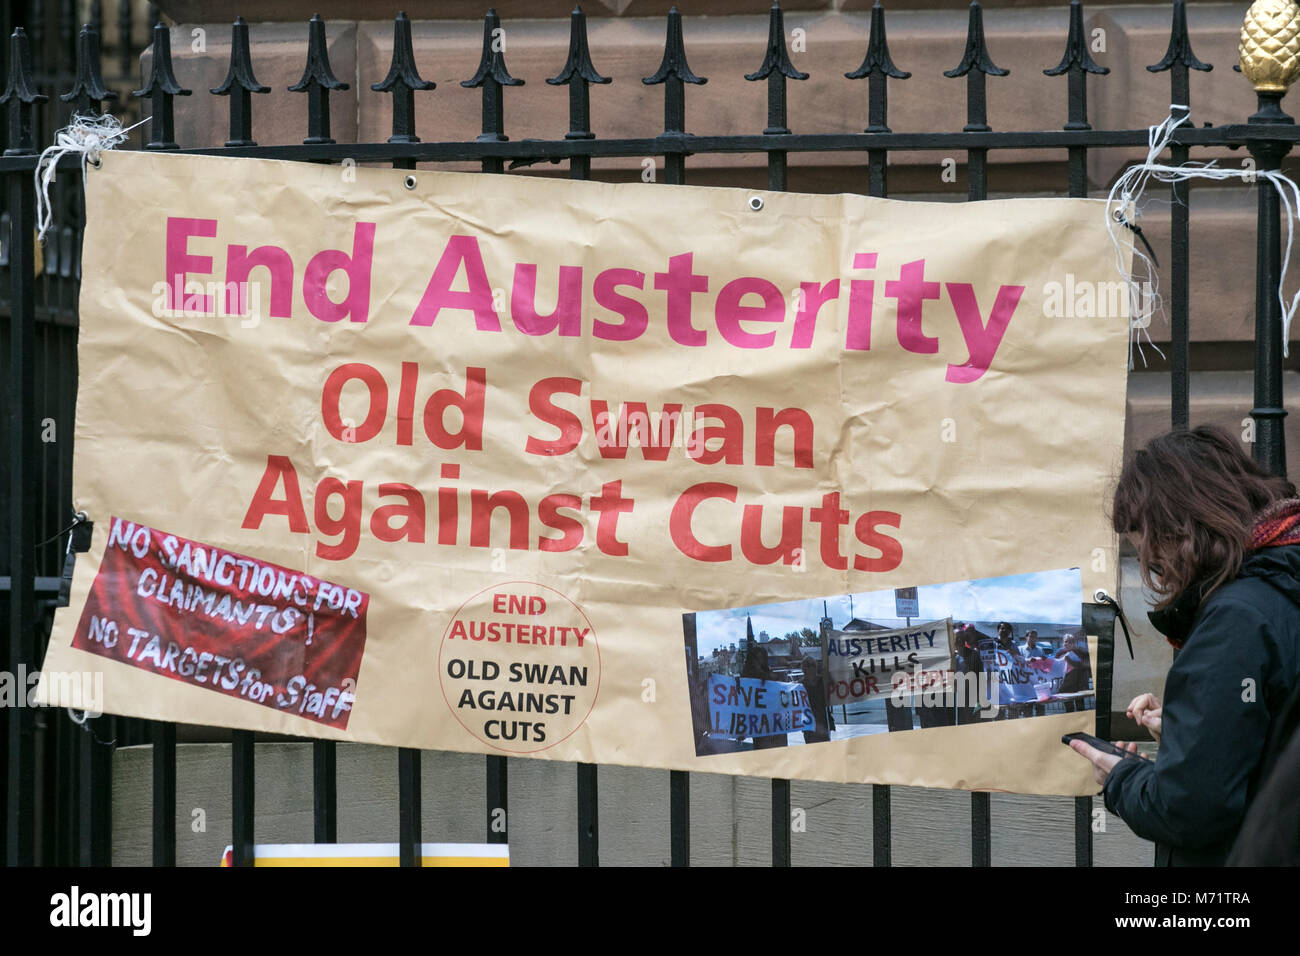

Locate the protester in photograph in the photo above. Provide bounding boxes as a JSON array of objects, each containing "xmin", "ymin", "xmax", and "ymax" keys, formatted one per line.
[
  {"xmin": 915, "ymin": 664, "xmax": 956, "ymax": 729},
  {"xmin": 1069, "ymin": 424, "xmax": 1300, "ymax": 866},
  {"xmin": 800, "ymin": 657, "xmax": 832, "ymax": 744},
  {"xmin": 953, "ymin": 624, "xmax": 985, "ymax": 725},
  {"xmin": 690, "ymin": 674, "xmax": 723, "ymax": 755},
  {"xmin": 742, "ymin": 645, "xmax": 788, "ymax": 750},
  {"xmin": 1019, "ymin": 629, "xmax": 1047, "ymax": 716},
  {"xmin": 993, "ymin": 622, "xmax": 1028, "ymax": 719},
  {"xmin": 995, "ymin": 622, "xmax": 1022, "ymax": 660},
  {"xmin": 1054, "ymin": 634, "xmax": 1091, "ymax": 714}
]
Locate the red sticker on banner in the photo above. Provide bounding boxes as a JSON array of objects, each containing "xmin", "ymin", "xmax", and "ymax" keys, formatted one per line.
[{"xmin": 71, "ymin": 516, "xmax": 369, "ymax": 729}]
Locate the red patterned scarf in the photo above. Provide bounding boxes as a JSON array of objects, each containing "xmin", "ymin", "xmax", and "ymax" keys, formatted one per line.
[{"xmin": 1251, "ymin": 497, "xmax": 1300, "ymax": 549}]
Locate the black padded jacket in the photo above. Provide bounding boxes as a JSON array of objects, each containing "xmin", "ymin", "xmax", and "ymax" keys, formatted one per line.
[{"xmin": 1103, "ymin": 544, "xmax": 1300, "ymax": 866}]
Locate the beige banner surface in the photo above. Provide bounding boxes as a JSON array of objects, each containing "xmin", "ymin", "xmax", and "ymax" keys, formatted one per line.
[{"xmin": 37, "ymin": 150, "xmax": 1131, "ymax": 795}]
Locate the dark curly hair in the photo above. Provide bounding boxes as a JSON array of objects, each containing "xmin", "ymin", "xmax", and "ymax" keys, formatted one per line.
[{"xmin": 1111, "ymin": 425, "xmax": 1296, "ymax": 609}]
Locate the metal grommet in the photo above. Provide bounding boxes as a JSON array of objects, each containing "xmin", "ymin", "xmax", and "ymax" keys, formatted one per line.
[
  {"xmin": 403, "ymin": 174, "xmax": 417, "ymax": 190},
  {"xmin": 748, "ymin": 195, "xmax": 764, "ymax": 211},
  {"xmin": 87, "ymin": 154, "xmax": 101, "ymax": 169}
]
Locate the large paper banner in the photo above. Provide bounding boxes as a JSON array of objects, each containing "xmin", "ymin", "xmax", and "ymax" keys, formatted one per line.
[{"xmin": 37, "ymin": 150, "xmax": 1130, "ymax": 795}]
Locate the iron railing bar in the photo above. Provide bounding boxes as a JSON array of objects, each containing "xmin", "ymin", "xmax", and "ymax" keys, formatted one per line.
[
  {"xmin": 312, "ymin": 739, "xmax": 336, "ymax": 843},
  {"xmin": 971, "ymin": 791, "xmax": 991, "ymax": 866},
  {"xmin": 1170, "ymin": 145, "xmax": 1191, "ymax": 430},
  {"xmin": 0, "ymin": 127, "xmax": 1280, "ymax": 176},
  {"xmin": 77, "ymin": 717, "xmax": 112, "ymax": 865},
  {"xmin": 1059, "ymin": 3, "xmax": 1099, "ymax": 869},
  {"xmin": 749, "ymin": 5, "xmax": 800, "ymax": 866},
  {"xmin": 1152, "ymin": 1, "xmax": 1210, "ymax": 433},
  {"xmin": 54, "ymin": 713, "xmax": 73, "ymax": 864},
  {"xmin": 39, "ymin": 708, "xmax": 55, "ymax": 863},
  {"xmin": 398, "ymin": 747, "xmax": 421, "ymax": 866},
  {"xmin": 959, "ymin": 11, "xmax": 998, "ymax": 863},
  {"xmin": 560, "ymin": 32, "xmax": 602, "ymax": 866},
  {"xmin": 230, "ymin": 729, "xmax": 254, "ymax": 866},
  {"xmin": 853, "ymin": 16, "xmax": 910, "ymax": 856},
  {"xmin": 1075, "ymin": 794, "xmax": 1093, "ymax": 867},
  {"xmin": 486, "ymin": 756, "xmax": 507, "ymax": 845},
  {"xmin": 673, "ymin": 615, "xmax": 695, "ymax": 867},
  {"xmin": 871, "ymin": 784, "xmax": 891, "ymax": 866},
  {"xmin": 4, "ymin": 24, "xmax": 43, "ymax": 865},
  {"xmin": 646, "ymin": 6, "xmax": 701, "ymax": 865},
  {"xmin": 771, "ymin": 777, "xmax": 791, "ymax": 866},
  {"xmin": 466, "ymin": 9, "xmax": 512, "ymax": 846},
  {"xmin": 866, "ymin": 53, "xmax": 894, "ymax": 865},
  {"xmin": 1083, "ymin": 602, "xmax": 1118, "ymax": 865},
  {"xmin": 151, "ymin": 720, "xmax": 175, "ymax": 865},
  {"xmin": 385, "ymin": 136, "xmax": 425, "ymax": 868},
  {"xmin": 1248, "ymin": 90, "xmax": 1292, "ymax": 477},
  {"xmin": 669, "ymin": 770, "xmax": 689, "ymax": 866},
  {"xmin": 0, "ymin": 125, "xmax": 1259, "ymax": 169},
  {"xmin": 577, "ymin": 762, "xmax": 598, "ymax": 867}
]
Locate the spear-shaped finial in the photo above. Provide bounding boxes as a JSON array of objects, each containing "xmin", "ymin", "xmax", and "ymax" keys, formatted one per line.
[
  {"xmin": 945, "ymin": 1, "xmax": 1008, "ymax": 80},
  {"xmin": 1045, "ymin": 0, "xmax": 1108, "ymax": 132},
  {"xmin": 61, "ymin": 23, "xmax": 118, "ymax": 114},
  {"xmin": 746, "ymin": 2, "xmax": 808, "ymax": 83},
  {"xmin": 2, "ymin": 28, "xmax": 48, "ymax": 155},
  {"xmin": 463, "ymin": 8, "xmax": 524, "ymax": 90},
  {"xmin": 549, "ymin": 6, "xmax": 610, "ymax": 151},
  {"xmin": 212, "ymin": 17, "xmax": 270, "ymax": 147},
  {"xmin": 1044, "ymin": 0, "xmax": 1108, "ymax": 79},
  {"xmin": 746, "ymin": 2, "xmax": 808, "ymax": 137},
  {"xmin": 132, "ymin": 21, "xmax": 192, "ymax": 150},
  {"xmin": 549, "ymin": 5, "xmax": 609, "ymax": 87},
  {"xmin": 213, "ymin": 17, "xmax": 269, "ymax": 97},
  {"xmin": 643, "ymin": 6, "xmax": 707, "ymax": 87},
  {"xmin": 846, "ymin": 1, "xmax": 910, "ymax": 82},
  {"xmin": 133, "ymin": 21, "xmax": 191, "ymax": 96},
  {"xmin": 847, "ymin": 0, "xmax": 910, "ymax": 135},
  {"xmin": 1148, "ymin": 0, "xmax": 1212, "ymax": 76},
  {"xmin": 463, "ymin": 9, "xmax": 523, "ymax": 147},
  {"xmin": 372, "ymin": 12, "xmax": 436, "ymax": 144},
  {"xmin": 289, "ymin": 14, "xmax": 350, "ymax": 145}
]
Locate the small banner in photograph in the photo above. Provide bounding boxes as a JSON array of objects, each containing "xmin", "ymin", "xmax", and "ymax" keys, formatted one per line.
[{"xmin": 824, "ymin": 618, "xmax": 955, "ymax": 706}]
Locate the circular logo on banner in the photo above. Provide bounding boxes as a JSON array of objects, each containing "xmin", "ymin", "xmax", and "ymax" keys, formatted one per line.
[{"xmin": 438, "ymin": 581, "xmax": 600, "ymax": 753}]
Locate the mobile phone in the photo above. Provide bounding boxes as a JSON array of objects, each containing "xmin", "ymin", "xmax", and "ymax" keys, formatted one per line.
[{"xmin": 1061, "ymin": 732, "xmax": 1138, "ymax": 759}]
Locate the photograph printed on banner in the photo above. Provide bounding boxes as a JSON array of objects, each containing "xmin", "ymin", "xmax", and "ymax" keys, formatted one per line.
[{"xmin": 681, "ymin": 567, "xmax": 1091, "ymax": 756}]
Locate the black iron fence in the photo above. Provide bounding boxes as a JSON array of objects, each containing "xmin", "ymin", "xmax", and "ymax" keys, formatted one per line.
[{"xmin": 1, "ymin": 0, "xmax": 1291, "ymax": 866}]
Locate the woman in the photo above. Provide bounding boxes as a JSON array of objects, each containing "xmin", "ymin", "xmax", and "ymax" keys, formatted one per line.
[{"xmin": 1069, "ymin": 425, "xmax": 1300, "ymax": 866}]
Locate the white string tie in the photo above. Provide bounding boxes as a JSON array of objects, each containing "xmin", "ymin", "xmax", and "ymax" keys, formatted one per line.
[{"xmin": 35, "ymin": 112, "xmax": 147, "ymax": 242}]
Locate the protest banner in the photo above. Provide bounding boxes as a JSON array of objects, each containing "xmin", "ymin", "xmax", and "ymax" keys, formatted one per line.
[
  {"xmin": 982, "ymin": 646, "xmax": 1074, "ymax": 705},
  {"xmin": 706, "ymin": 675, "xmax": 816, "ymax": 740},
  {"xmin": 75, "ymin": 518, "xmax": 368, "ymax": 729},
  {"xmin": 825, "ymin": 618, "xmax": 955, "ymax": 705},
  {"xmin": 36, "ymin": 149, "xmax": 1131, "ymax": 795}
]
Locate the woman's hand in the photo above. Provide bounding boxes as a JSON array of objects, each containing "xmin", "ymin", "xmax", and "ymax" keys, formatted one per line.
[
  {"xmin": 1126, "ymin": 693, "xmax": 1163, "ymax": 744},
  {"xmin": 1068, "ymin": 739, "xmax": 1145, "ymax": 787}
]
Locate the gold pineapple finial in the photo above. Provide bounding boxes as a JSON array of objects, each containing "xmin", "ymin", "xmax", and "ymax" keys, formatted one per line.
[{"xmin": 1241, "ymin": 0, "xmax": 1300, "ymax": 94}]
